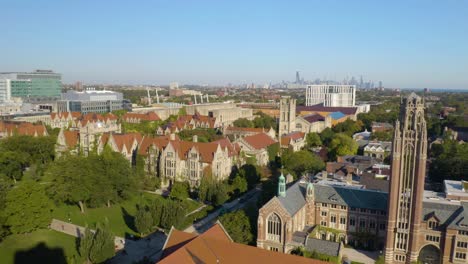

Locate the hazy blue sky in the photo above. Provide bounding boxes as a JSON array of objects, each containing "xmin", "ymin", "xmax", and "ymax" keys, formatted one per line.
[{"xmin": 2, "ymin": 0, "xmax": 467, "ymax": 88}]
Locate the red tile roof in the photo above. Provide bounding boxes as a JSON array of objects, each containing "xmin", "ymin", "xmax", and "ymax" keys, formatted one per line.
[
  {"xmin": 159, "ymin": 223, "xmax": 327, "ymax": 264},
  {"xmin": 123, "ymin": 112, "xmax": 160, "ymax": 122},
  {"xmin": 0, "ymin": 121, "xmax": 48, "ymax": 137},
  {"xmin": 242, "ymin": 133, "xmax": 277, "ymax": 150}
]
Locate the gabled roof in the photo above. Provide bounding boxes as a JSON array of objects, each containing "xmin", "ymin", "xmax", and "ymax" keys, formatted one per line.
[
  {"xmin": 110, "ymin": 133, "xmax": 143, "ymax": 152},
  {"xmin": 63, "ymin": 130, "xmax": 79, "ymax": 147},
  {"xmin": 277, "ymin": 181, "xmax": 307, "ymax": 215},
  {"xmin": 275, "ymin": 180, "xmax": 388, "ymax": 216},
  {"xmin": 281, "ymin": 132, "xmax": 305, "ymax": 147},
  {"xmin": 123, "ymin": 112, "xmax": 160, "ymax": 121},
  {"xmin": 159, "ymin": 222, "xmax": 327, "ymax": 264},
  {"xmin": 0, "ymin": 121, "xmax": 48, "ymax": 137},
  {"xmin": 242, "ymin": 133, "xmax": 277, "ymax": 150},
  {"xmin": 305, "ymin": 237, "xmax": 341, "ymax": 257}
]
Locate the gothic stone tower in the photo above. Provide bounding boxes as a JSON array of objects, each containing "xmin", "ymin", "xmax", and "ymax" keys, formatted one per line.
[
  {"xmin": 384, "ymin": 93, "xmax": 427, "ymax": 263},
  {"xmin": 279, "ymin": 96, "xmax": 296, "ymax": 136}
]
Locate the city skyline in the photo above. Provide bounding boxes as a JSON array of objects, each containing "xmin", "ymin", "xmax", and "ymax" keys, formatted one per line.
[{"xmin": 2, "ymin": 0, "xmax": 468, "ymax": 88}]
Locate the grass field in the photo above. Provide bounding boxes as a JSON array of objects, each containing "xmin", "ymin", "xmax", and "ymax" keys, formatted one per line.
[
  {"xmin": 52, "ymin": 192, "xmax": 202, "ymax": 237},
  {"xmin": 0, "ymin": 229, "xmax": 79, "ymax": 264}
]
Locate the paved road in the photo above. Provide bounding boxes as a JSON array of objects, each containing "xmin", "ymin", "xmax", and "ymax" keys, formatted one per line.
[
  {"xmin": 184, "ymin": 184, "xmax": 262, "ymax": 234},
  {"xmin": 342, "ymin": 248, "xmax": 380, "ymax": 264}
]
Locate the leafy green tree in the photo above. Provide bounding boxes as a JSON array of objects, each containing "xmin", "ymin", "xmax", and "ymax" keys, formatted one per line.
[
  {"xmin": 219, "ymin": 210, "xmax": 253, "ymax": 244},
  {"xmin": 0, "ymin": 135, "xmax": 55, "ymax": 165},
  {"xmin": 213, "ymin": 183, "xmax": 229, "ymax": 206},
  {"xmin": 46, "ymin": 152, "xmax": 136, "ymax": 212},
  {"xmin": 233, "ymin": 118, "xmax": 254, "ymax": 128},
  {"xmin": 0, "ymin": 151, "xmax": 28, "ymax": 183},
  {"xmin": 160, "ymin": 199, "xmax": 186, "ymax": 230},
  {"xmin": 89, "ymin": 222, "xmax": 115, "ymax": 264},
  {"xmin": 267, "ymin": 143, "xmax": 280, "ymax": 162},
  {"xmin": 332, "ymin": 119, "xmax": 363, "ymax": 137},
  {"xmin": 169, "ymin": 182, "xmax": 190, "ymax": 200},
  {"xmin": 429, "ymin": 140, "xmax": 468, "ymax": 183},
  {"xmin": 3, "ymin": 180, "xmax": 54, "ymax": 234},
  {"xmin": 253, "ymin": 112, "xmax": 277, "ymax": 129},
  {"xmin": 328, "ymin": 133, "xmax": 358, "ymax": 161},
  {"xmin": 281, "ymin": 150, "xmax": 325, "ymax": 179},
  {"xmin": 0, "ymin": 179, "xmax": 10, "ymax": 240},
  {"xmin": 370, "ymin": 130, "xmax": 393, "ymax": 141},
  {"xmin": 238, "ymin": 164, "xmax": 260, "ymax": 189},
  {"xmin": 135, "ymin": 206, "xmax": 153, "ymax": 236},
  {"xmin": 231, "ymin": 175, "xmax": 248, "ymax": 196},
  {"xmin": 149, "ymin": 200, "xmax": 163, "ymax": 227},
  {"xmin": 79, "ymin": 227, "xmax": 94, "ymax": 264},
  {"xmin": 306, "ymin": 132, "xmax": 322, "ymax": 148},
  {"xmin": 319, "ymin": 127, "xmax": 335, "ymax": 145}
]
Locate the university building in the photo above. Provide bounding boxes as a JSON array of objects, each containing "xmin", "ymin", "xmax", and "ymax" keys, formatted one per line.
[{"xmin": 258, "ymin": 93, "xmax": 468, "ymax": 264}]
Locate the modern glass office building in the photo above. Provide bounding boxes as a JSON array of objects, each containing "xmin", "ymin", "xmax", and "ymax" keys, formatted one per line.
[{"xmin": 0, "ymin": 70, "xmax": 62, "ymax": 100}]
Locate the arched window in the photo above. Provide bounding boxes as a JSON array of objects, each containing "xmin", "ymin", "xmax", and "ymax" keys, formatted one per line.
[{"xmin": 267, "ymin": 214, "xmax": 282, "ymax": 242}]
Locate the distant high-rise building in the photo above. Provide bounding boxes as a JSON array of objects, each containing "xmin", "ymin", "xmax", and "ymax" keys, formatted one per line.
[
  {"xmin": 295, "ymin": 71, "xmax": 301, "ymax": 84},
  {"xmin": 305, "ymin": 85, "xmax": 356, "ymax": 107},
  {"xmin": 379, "ymin": 81, "xmax": 383, "ymax": 89},
  {"xmin": 0, "ymin": 70, "xmax": 61, "ymax": 101}
]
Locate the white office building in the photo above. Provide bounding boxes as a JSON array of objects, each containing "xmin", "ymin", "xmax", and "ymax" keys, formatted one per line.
[
  {"xmin": 0, "ymin": 79, "xmax": 12, "ymax": 103},
  {"xmin": 305, "ymin": 85, "xmax": 356, "ymax": 107}
]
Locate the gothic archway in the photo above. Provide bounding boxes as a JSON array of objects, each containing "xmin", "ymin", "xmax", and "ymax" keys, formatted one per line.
[{"xmin": 418, "ymin": 244, "xmax": 441, "ymax": 264}]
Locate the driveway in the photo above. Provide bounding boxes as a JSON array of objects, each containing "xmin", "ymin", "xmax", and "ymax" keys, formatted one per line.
[{"xmin": 342, "ymin": 248, "xmax": 380, "ymax": 264}]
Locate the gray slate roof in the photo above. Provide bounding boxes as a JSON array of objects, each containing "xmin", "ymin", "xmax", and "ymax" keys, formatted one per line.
[
  {"xmin": 305, "ymin": 237, "xmax": 341, "ymax": 257},
  {"xmin": 424, "ymin": 201, "xmax": 468, "ymax": 231},
  {"xmin": 276, "ymin": 181, "xmax": 388, "ymax": 216},
  {"xmin": 277, "ymin": 181, "xmax": 307, "ymax": 215},
  {"xmin": 314, "ymin": 184, "xmax": 388, "ymax": 211}
]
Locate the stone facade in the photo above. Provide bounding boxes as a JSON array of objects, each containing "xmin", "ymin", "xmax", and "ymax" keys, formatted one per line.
[{"xmin": 257, "ymin": 179, "xmax": 389, "ymax": 254}]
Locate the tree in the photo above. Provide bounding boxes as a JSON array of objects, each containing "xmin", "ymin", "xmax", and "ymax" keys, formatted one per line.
[
  {"xmin": 89, "ymin": 222, "xmax": 115, "ymax": 263},
  {"xmin": 3, "ymin": 180, "xmax": 54, "ymax": 234},
  {"xmin": 79, "ymin": 227, "xmax": 94, "ymax": 264},
  {"xmin": 0, "ymin": 179, "xmax": 10, "ymax": 240},
  {"xmin": 429, "ymin": 140, "xmax": 468, "ymax": 183},
  {"xmin": 319, "ymin": 127, "xmax": 335, "ymax": 145},
  {"xmin": 46, "ymin": 152, "xmax": 136, "ymax": 212},
  {"xmin": 281, "ymin": 150, "xmax": 325, "ymax": 179},
  {"xmin": 306, "ymin": 132, "xmax": 322, "ymax": 148},
  {"xmin": 169, "ymin": 182, "xmax": 189, "ymax": 200},
  {"xmin": 230, "ymin": 175, "xmax": 248, "ymax": 196},
  {"xmin": 233, "ymin": 118, "xmax": 254, "ymax": 128},
  {"xmin": 238, "ymin": 164, "xmax": 260, "ymax": 189},
  {"xmin": 328, "ymin": 133, "xmax": 358, "ymax": 161},
  {"xmin": 371, "ymin": 131, "xmax": 393, "ymax": 141},
  {"xmin": 213, "ymin": 183, "xmax": 229, "ymax": 206},
  {"xmin": 219, "ymin": 210, "xmax": 253, "ymax": 244},
  {"xmin": 252, "ymin": 112, "xmax": 277, "ymax": 129},
  {"xmin": 332, "ymin": 119, "xmax": 363, "ymax": 137},
  {"xmin": 135, "ymin": 206, "xmax": 153, "ymax": 236},
  {"xmin": 0, "ymin": 151, "xmax": 28, "ymax": 183}
]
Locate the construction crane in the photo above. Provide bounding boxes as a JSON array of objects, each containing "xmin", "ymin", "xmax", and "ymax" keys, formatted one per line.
[
  {"xmin": 154, "ymin": 87, "xmax": 161, "ymax": 104},
  {"xmin": 146, "ymin": 87, "xmax": 152, "ymax": 105}
]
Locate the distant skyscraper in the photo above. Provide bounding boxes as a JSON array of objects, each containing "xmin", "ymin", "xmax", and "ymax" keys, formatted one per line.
[
  {"xmin": 359, "ymin": 75, "xmax": 364, "ymax": 89},
  {"xmin": 305, "ymin": 85, "xmax": 356, "ymax": 107},
  {"xmin": 295, "ymin": 71, "xmax": 301, "ymax": 84}
]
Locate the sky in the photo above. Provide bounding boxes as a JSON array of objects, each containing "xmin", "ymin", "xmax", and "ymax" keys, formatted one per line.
[{"xmin": 1, "ymin": 0, "xmax": 468, "ymax": 88}]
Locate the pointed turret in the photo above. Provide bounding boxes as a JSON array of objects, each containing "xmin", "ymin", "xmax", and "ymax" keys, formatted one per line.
[{"xmin": 278, "ymin": 172, "xmax": 286, "ymax": 197}]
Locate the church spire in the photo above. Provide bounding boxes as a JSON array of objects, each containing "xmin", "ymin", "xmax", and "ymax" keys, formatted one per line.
[{"xmin": 278, "ymin": 169, "xmax": 286, "ymax": 197}]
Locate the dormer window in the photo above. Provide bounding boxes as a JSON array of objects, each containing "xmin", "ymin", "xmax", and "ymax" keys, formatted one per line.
[{"xmin": 428, "ymin": 220, "xmax": 439, "ymax": 229}]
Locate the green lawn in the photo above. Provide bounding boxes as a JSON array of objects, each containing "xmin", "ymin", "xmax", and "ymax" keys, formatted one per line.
[
  {"xmin": 0, "ymin": 229, "xmax": 79, "ymax": 264},
  {"xmin": 52, "ymin": 192, "xmax": 203, "ymax": 237}
]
